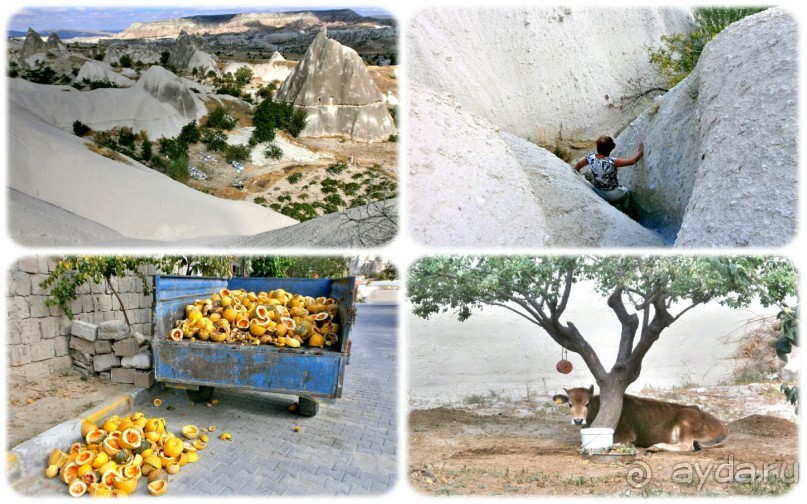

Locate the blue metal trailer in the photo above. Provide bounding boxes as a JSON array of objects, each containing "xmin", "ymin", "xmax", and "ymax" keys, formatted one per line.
[{"xmin": 152, "ymin": 275, "xmax": 356, "ymax": 415}]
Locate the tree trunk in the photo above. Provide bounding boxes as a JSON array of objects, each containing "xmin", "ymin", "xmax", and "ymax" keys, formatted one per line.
[
  {"xmin": 105, "ymin": 276, "xmax": 131, "ymax": 327},
  {"xmin": 591, "ymin": 379, "xmax": 630, "ymax": 429}
]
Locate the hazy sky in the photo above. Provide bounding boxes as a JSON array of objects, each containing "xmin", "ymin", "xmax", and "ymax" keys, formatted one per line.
[{"xmin": 7, "ymin": 5, "xmax": 392, "ymax": 32}]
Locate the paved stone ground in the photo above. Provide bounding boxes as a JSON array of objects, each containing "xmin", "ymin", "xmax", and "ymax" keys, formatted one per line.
[{"xmin": 12, "ymin": 303, "xmax": 397, "ymax": 497}]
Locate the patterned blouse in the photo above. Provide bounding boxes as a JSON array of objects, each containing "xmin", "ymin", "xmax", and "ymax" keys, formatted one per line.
[{"xmin": 585, "ymin": 154, "xmax": 619, "ymax": 191}]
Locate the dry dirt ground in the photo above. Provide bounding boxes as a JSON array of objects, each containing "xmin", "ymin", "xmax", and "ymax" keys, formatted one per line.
[
  {"xmin": 185, "ymin": 69, "xmax": 398, "ymax": 210},
  {"xmin": 6, "ymin": 372, "xmax": 135, "ymax": 449},
  {"xmin": 408, "ymin": 383, "xmax": 798, "ymax": 497}
]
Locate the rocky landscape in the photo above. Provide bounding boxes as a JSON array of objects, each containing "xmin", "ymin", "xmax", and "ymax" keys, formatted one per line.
[
  {"xmin": 6, "ymin": 9, "xmax": 398, "ymax": 246},
  {"xmin": 408, "ymin": 7, "xmax": 797, "ymax": 247}
]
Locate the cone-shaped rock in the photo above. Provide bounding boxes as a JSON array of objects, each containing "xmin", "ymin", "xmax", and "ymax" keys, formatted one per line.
[
  {"xmin": 275, "ymin": 28, "xmax": 395, "ymax": 142},
  {"xmin": 22, "ymin": 28, "xmax": 46, "ymax": 57},
  {"xmin": 134, "ymin": 65, "xmax": 202, "ymax": 120},
  {"xmin": 167, "ymin": 30, "xmax": 218, "ymax": 75},
  {"xmin": 46, "ymin": 32, "xmax": 67, "ymax": 52}
]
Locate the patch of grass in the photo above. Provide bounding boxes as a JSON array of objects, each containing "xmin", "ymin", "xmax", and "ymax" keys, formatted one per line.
[
  {"xmin": 85, "ymin": 143, "xmax": 126, "ymax": 163},
  {"xmin": 731, "ymin": 474, "xmax": 796, "ymax": 496},
  {"xmin": 463, "ymin": 394, "xmax": 487, "ymax": 406},
  {"xmin": 731, "ymin": 371, "xmax": 768, "ymax": 385}
]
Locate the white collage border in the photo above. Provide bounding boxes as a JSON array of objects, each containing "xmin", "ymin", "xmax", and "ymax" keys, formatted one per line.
[{"xmin": 1, "ymin": 0, "xmax": 805, "ymax": 503}]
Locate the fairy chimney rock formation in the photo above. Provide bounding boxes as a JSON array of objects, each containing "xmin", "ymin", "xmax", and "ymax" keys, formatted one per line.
[
  {"xmin": 275, "ymin": 28, "xmax": 395, "ymax": 142},
  {"xmin": 46, "ymin": 32, "xmax": 67, "ymax": 53},
  {"xmin": 167, "ymin": 30, "xmax": 218, "ymax": 74},
  {"xmin": 22, "ymin": 28, "xmax": 46, "ymax": 57},
  {"xmin": 134, "ymin": 65, "xmax": 202, "ymax": 120}
]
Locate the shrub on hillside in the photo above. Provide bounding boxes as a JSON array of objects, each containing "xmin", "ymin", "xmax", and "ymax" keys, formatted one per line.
[
  {"xmin": 21, "ymin": 65, "xmax": 57, "ymax": 84},
  {"xmin": 72, "ymin": 120, "xmax": 91, "ymax": 137},
  {"xmin": 225, "ymin": 144, "xmax": 252, "ymax": 163},
  {"xmin": 166, "ymin": 152, "xmax": 190, "ymax": 182},
  {"xmin": 650, "ymin": 7, "xmax": 766, "ymax": 87},
  {"xmin": 141, "ymin": 138, "xmax": 153, "ymax": 161},
  {"xmin": 178, "ymin": 120, "xmax": 201, "ymax": 145},
  {"xmin": 118, "ymin": 127, "xmax": 136, "ymax": 147},
  {"xmin": 201, "ymin": 129, "xmax": 228, "ymax": 152},
  {"xmin": 265, "ymin": 143, "xmax": 283, "ymax": 160},
  {"xmin": 205, "ymin": 107, "xmax": 237, "ymax": 130}
]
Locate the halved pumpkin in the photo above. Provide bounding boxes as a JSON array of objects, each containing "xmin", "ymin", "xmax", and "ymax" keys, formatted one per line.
[
  {"xmin": 68, "ymin": 479, "xmax": 88, "ymax": 497},
  {"xmin": 119, "ymin": 428, "xmax": 142, "ymax": 450},
  {"xmin": 147, "ymin": 479, "xmax": 168, "ymax": 496}
]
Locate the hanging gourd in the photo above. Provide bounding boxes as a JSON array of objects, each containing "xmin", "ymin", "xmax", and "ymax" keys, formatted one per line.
[{"xmin": 556, "ymin": 348, "xmax": 573, "ymax": 374}]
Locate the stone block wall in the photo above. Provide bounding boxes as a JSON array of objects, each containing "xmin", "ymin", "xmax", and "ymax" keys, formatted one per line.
[{"xmin": 6, "ymin": 256, "xmax": 155, "ymax": 379}]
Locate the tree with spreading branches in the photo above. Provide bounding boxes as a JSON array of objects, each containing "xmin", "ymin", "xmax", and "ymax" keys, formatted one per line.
[{"xmin": 408, "ymin": 256, "xmax": 796, "ymax": 429}]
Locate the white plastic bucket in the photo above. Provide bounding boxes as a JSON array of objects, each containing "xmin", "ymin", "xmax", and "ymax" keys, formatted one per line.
[{"xmin": 580, "ymin": 428, "xmax": 614, "ymax": 449}]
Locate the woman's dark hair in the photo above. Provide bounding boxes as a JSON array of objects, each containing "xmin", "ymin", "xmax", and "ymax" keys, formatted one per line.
[{"xmin": 596, "ymin": 135, "xmax": 616, "ymax": 156}]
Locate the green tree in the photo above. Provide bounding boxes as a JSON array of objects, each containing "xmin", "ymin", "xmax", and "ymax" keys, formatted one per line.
[
  {"xmin": 159, "ymin": 256, "xmax": 233, "ymax": 278},
  {"xmin": 201, "ymin": 128, "xmax": 228, "ymax": 151},
  {"xmin": 408, "ymin": 256, "xmax": 797, "ymax": 429},
  {"xmin": 39, "ymin": 256, "xmax": 156, "ymax": 326},
  {"xmin": 251, "ymin": 98, "xmax": 285, "ymax": 143},
  {"xmin": 286, "ymin": 107, "xmax": 308, "ymax": 138},
  {"xmin": 249, "ymin": 257, "xmax": 299, "ymax": 278},
  {"xmin": 650, "ymin": 7, "xmax": 766, "ymax": 88},
  {"xmin": 177, "ymin": 120, "xmax": 201, "ymax": 145},
  {"xmin": 773, "ymin": 305, "xmax": 799, "ymax": 412},
  {"xmin": 225, "ymin": 144, "xmax": 252, "ymax": 163},
  {"xmin": 118, "ymin": 54, "xmax": 133, "ymax": 68},
  {"xmin": 234, "ymin": 66, "xmax": 253, "ymax": 86},
  {"xmin": 249, "ymin": 257, "xmax": 347, "ymax": 278},
  {"xmin": 205, "ymin": 106, "xmax": 237, "ymax": 130}
]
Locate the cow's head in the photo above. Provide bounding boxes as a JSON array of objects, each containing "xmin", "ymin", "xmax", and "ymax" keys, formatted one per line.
[{"xmin": 553, "ymin": 385, "xmax": 595, "ymax": 426}]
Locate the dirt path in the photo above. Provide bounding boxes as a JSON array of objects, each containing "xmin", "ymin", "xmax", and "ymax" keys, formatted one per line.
[
  {"xmin": 409, "ymin": 385, "xmax": 798, "ymax": 496},
  {"xmin": 6, "ymin": 372, "xmax": 136, "ymax": 450}
]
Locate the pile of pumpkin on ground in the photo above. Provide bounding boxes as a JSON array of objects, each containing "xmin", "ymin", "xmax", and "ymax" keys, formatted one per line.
[
  {"xmin": 169, "ymin": 288, "xmax": 341, "ymax": 349},
  {"xmin": 45, "ymin": 413, "xmax": 212, "ymax": 497}
]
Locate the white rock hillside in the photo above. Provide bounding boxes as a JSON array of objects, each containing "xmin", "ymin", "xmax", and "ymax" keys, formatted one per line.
[
  {"xmin": 8, "ymin": 66, "xmax": 204, "ymax": 140},
  {"xmin": 408, "ymin": 7, "xmax": 692, "ymax": 143},
  {"xmin": 616, "ymin": 8, "xmax": 797, "ymax": 247}
]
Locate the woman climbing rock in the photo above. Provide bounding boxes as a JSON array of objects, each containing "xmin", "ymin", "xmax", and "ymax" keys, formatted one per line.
[{"xmin": 574, "ymin": 136, "xmax": 643, "ymax": 217}]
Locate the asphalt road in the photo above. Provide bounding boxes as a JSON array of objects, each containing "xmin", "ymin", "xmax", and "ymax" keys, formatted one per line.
[{"xmin": 12, "ymin": 303, "xmax": 398, "ymax": 497}]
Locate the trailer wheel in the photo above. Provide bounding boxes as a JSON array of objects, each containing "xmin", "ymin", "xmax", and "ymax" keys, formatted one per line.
[
  {"xmin": 186, "ymin": 386, "xmax": 215, "ymax": 403},
  {"xmin": 298, "ymin": 396, "xmax": 319, "ymax": 417}
]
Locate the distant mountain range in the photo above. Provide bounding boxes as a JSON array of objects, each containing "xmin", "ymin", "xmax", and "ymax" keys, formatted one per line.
[
  {"xmin": 115, "ymin": 9, "xmax": 395, "ymax": 39},
  {"xmin": 7, "ymin": 29, "xmax": 122, "ymax": 39}
]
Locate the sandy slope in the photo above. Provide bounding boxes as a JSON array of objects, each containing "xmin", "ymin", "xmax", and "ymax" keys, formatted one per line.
[
  {"xmin": 7, "ymin": 102, "xmax": 297, "ymax": 243},
  {"xmin": 7, "ymin": 189, "xmax": 125, "ymax": 246},
  {"xmin": 8, "ymin": 66, "xmax": 204, "ymax": 140}
]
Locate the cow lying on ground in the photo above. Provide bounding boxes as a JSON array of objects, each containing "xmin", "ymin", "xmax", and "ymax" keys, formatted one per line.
[{"xmin": 553, "ymin": 385, "xmax": 728, "ymax": 452}]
